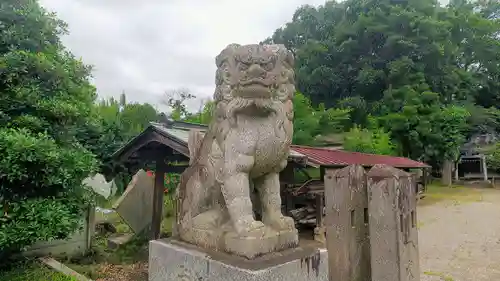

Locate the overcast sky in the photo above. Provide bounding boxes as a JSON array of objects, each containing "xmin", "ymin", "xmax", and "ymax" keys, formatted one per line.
[
  {"xmin": 38, "ymin": 0, "xmax": 449, "ymax": 112},
  {"xmin": 38, "ymin": 0, "xmax": 327, "ymax": 111}
]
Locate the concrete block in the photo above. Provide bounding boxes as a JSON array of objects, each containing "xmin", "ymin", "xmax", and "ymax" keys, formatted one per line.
[{"xmin": 149, "ymin": 239, "xmax": 328, "ymax": 281}]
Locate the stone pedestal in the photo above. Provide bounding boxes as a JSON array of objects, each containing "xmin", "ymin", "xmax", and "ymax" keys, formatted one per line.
[
  {"xmin": 149, "ymin": 239, "xmax": 328, "ymax": 281},
  {"xmin": 181, "ymin": 224, "xmax": 299, "ymax": 259}
]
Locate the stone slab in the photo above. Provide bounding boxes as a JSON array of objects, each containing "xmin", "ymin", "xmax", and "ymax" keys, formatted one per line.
[
  {"xmin": 107, "ymin": 233, "xmax": 134, "ymax": 249},
  {"xmin": 39, "ymin": 257, "xmax": 92, "ymax": 281},
  {"xmin": 149, "ymin": 239, "xmax": 328, "ymax": 281},
  {"xmin": 113, "ymin": 170, "xmax": 154, "ymax": 234}
]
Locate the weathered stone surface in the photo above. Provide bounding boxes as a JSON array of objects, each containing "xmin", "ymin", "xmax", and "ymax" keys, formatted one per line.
[
  {"xmin": 175, "ymin": 44, "xmax": 298, "ymax": 258},
  {"xmin": 367, "ymin": 164, "xmax": 420, "ymax": 281},
  {"xmin": 107, "ymin": 233, "xmax": 134, "ymax": 250},
  {"xmin": 113, "ymin": 169, "xmax": 154, "ymax": 234},
  {"xmin": 324, "ymin": 165, "xmax": 371, "ymax": 281},
  {"xmin": 149, "ymin": 239, "xmax": 328, "ymax": 281}
]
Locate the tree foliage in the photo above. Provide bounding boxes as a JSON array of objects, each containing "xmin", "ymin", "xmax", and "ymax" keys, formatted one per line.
[
  {"xmin": 343, "ymin": 126, "xmax": 396, "ymax": 156},
  {"xmin": 266, "ymin": 0, "xmax": 500, "ymax": 166},
  {"xmin": 163, "ymin": 88, "xmax": 215, "ymax": 125},
  {"xmin": 0, "ymin": 0, "xmax": 99, "ymax": 254},
  {"xmin": 292, "ymin": 92, "xmax": 351, "ymax": 145}
]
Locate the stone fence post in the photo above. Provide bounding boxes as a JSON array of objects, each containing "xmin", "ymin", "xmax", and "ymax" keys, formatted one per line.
[
  {"xmin": 324, "ymin": 164, "xmax": 420, "ymax": 281},
  {"xmin": 324, "ymin": 165, "xmax": 371, "ymax": 281},
  {"xmin": 367, "ymin": 164, "xmax": 419, "ymax": 281}
]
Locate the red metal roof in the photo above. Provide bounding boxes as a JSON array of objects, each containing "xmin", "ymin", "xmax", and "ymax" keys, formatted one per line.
[{"xmin": 291, "ymin": 145, "xmax": 430, "ymax": 169}]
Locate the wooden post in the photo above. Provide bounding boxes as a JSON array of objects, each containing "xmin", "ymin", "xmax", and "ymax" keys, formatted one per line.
[
  {"xmin": 285, "ymin": 188, "xmax": 294, "ymax": 216},
  {"xmin": 422, "ymin": 168, "xmax": 428, "ymax": 193},
  {"xmin": 151, "ymin": 158, "xmax": 166, "ymax": 240},
  {"xmin": 85, "ymin": 205, "xmax": 96, "ymax": 250},
  {"xmin": 314, "ymin": 193, "xmax": 325, "ymax": 243},
  {"xmin": 367, "ymin": 165, "xmax": 420, "ymax": 281},
  {"xmin": 324, "ymin": 165, "xmax": 370, "ymax": 281}
]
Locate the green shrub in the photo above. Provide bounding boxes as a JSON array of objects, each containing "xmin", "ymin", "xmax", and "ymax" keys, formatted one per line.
[
  {"xmin": 0, "ymin": 128, "xmax": 97, "ymax": 256},
  {"xmin": 0, "ymin": 1, "xmax": 98, "ymax": 256},
  {"xmin": 344, "ymin": 126, "xmax": 397, "ymax": 155}
]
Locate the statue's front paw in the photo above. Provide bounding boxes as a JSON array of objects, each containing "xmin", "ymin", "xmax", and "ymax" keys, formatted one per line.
[
  {"xmin": 263, "ymin": 214, "xmax": 296, "ymax": 231},
  {"xmin": 234, "ymin": 215, "xmax": 266, "ymax": 236}
]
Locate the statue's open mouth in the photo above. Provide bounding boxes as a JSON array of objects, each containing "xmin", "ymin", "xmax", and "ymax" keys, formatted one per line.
[
  {"xmin": 237, "ymin": 79, "xmax": 272, "ymax": 99},
  {"xmin": 240, "ymin": 79, "xmax": 270, "ymax": 88}
]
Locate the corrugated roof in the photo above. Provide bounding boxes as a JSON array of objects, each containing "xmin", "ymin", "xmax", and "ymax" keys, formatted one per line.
[
  {"xmin": 291, "ymin": 145, "xmax": 430, "ymax": 169},
  {"xmin": 150, "ymin": 122, "xmax": 307, "ymax": 160},
  {"xmin": 151, "ymin": 123, "xmax": 191, "ymax": 143}
]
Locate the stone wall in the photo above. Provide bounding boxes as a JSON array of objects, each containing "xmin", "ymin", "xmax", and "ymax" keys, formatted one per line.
[{"xmin": 23, "ymin": 205, "xmax": 95, "ymax": 258}]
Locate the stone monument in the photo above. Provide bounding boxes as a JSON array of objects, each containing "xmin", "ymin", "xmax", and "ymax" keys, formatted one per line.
[
  {"xmin": 149, "ymin": 44, "xmax": 328, "ymax": 281},
  {"xmin": 175, "ymin": 43, "xmax": 298, "ymax": 259}
]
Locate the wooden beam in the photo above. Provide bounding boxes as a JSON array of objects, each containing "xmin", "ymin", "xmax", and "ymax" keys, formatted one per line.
[
  {"xmin": 151, "ymin": 158, "xmax": 166, "ymax": 240},
  {"xmin": 164, "ymin": 165, "xmax": 188, "ymax": 174}
]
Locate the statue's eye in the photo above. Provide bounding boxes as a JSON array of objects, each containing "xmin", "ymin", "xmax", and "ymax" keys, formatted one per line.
[
  {"xmin": 262, "ymin": 62, "xmax": 274, "ymax": 71},
  {"xmin": 239, "ymin": 63, "xmax": 249, "ymax": 71}
]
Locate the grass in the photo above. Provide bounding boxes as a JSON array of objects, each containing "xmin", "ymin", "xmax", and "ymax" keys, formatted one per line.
[
  {"xmin": 66, "ymin": 234, "xmax": 149, "ymax": 279},
  {"xmin": 418, "ymin": 182, "xmax": 484, "ymax": 206},
  {"xmin": 424, "ymin": 270, "xmax": 455, "ymax": 281},
  {"xmin": 1, "ymin": 260, "xmax": 80, "ymax": 281},
  {"xmin": 64, "ymin": 194, "xmax": 175, "ymax": 280}
]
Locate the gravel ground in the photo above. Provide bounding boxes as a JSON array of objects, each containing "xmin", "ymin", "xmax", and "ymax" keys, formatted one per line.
[{"xmin": 419, "ymin": 189, "xmax": 500, "ymax": 281}]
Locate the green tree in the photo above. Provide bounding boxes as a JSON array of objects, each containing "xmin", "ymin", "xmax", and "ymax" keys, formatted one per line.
[
  {"xmin": 293, "ymin": 92, "xmax": 321, "ymax": 145},
  {"xmin": 267, "ymin": 0, "xmax": 499, "ymax": 167},
  {"xmin": 344, "ymin": 126, "xmax": 396, "ymax": 155},
  {"xmin": 380, "ymin": 92, "xmax": 470, "ymax": 164},
  {"xmin": 184, "ymin": 99, "xmax": 215, "ymax": 125},
  {"xmin": 293, "ymin": 92, "xmax": 351, "ymax": 145},
  {"xmin": 120, "ymin": 102, "xmax": 159, "ymax": 135},
  {"xmin": 0, "ymin": 0, "xmax": 98, "ymax": 255},
  {"xmin": 163, "ymin": 88, "xmax": 196, "ymax": 121},
  {"xmin": 85, "ymin": 95, "xmax": 160, "ymax": 192}
]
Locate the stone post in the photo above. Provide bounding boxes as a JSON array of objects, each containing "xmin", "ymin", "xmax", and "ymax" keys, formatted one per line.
[
  {"xmin": 324, "ymin": 165, "xmax": 371, "ymax": 281},
  {"xmin": 482, "ymin": 154, "xmax": 488, "ymax": 181},
  {"xmin": 367, "ymin": 164, "xmax": 419, "ymax": 281}
]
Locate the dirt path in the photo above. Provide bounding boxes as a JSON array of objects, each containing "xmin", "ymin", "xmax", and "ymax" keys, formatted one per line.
[{"xmin": 419, "ymin": 188, "xmax": 500, "ymax": 281}]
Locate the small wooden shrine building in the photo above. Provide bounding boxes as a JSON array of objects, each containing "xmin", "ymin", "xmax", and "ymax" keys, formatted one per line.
[{"xmin": 111, "ymin": 119, "xmax": 430, "ymax": 241}]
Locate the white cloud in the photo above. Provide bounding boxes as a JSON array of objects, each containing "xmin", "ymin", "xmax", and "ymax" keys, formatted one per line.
[
  {"xmin": 39, "ymin": 0, "xmax": 327, "ymax": 111},
  {"xmin": 38, "ymin": 0, "xmax": 449, "ymax": 111}
]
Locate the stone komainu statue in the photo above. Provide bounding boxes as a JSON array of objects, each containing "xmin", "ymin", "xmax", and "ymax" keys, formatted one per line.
[{"xmin": 174, "ymin": 44, "xmax": 298, "ymax": 259}]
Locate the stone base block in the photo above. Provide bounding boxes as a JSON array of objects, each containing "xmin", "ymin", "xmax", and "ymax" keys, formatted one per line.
[
  {"xmin": 224, "ymin": 228, "xmax": 299, "ymax": 259},
  {"xmin": 149, "ymin": 239, "xmax": 328, "ymax": 281},
  {"xmin": 181, "ymin": 226, "xmax": 299, "ymax": 259}
]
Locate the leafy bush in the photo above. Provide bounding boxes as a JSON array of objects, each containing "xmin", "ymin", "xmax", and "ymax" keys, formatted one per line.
[
  {"xmin": 0, "ymin": 0, "xmax": 98, "ymax": 256},
  {"xmin": 0, "ymin": 128, "xmax": 97, "ymax": 201},
  {"xmin": 0, "ymin": 198, "xmax": 84, "ymax": 253},
  {"xmin": 343, "ymin": 126, "xmax": 397, "ymax": 155},
  {"xmin": 0, "ymin": 129, "xmax": 97, "ymax": 255},
  {"xmin": 483, "ymin": 142, "xmax": 500, "ymax": 171}
]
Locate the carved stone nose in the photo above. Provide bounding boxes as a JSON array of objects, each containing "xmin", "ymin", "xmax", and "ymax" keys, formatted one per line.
[{"xmin": 248, "ymin": 64, "xmax": 266, "ymax": 77}]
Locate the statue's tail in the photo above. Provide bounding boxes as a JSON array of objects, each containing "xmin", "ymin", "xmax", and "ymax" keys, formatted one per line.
[
  {"xmin": 175, "ymin": 126, "xmax": 218, "ymax": 238},
  {"xmin": 188, "ymin": 130, "xmax": 205, "ymax": 165}
]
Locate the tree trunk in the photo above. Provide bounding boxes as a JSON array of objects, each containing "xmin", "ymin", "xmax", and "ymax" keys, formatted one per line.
[{"xmin": 441, "ymin": 160, "xmax": 453, "ymax": 186}]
